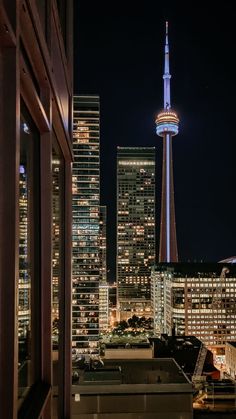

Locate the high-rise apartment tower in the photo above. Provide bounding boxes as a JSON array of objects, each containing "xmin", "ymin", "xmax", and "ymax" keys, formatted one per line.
[
  {"xmin": 72, "ymin": 95, "xmax": 100, "ymax": 355},
  {"xmin": 117, "ymin": 147, "xmax": 156, "ymax": 321}
]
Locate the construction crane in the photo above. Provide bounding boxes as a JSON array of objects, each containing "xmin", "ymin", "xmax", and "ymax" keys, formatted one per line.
[
  {"xmin": 192, "ymin": 343, "xmax": 208, "ymax": 383},
  {"xmin": 192, "ymin": 267, "xmax": 230, "ymax": 383},
  {"xmin": 211, "ymin": 267, "xmax": 229, "ymax": 312},
  {"xmin": 211, "ymin": 266, "xmax": 229, "ymax": 344}
]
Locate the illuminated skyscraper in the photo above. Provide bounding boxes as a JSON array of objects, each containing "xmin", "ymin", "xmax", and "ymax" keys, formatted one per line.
[
  {"xmin": 72, "ymin": 95, "xmax": 100, "ymax": 355},
  {"xmin": 117, "ymin": 147, "xmax": 156, "ymax": 321},
  {"xmin": 156, "ymin": 22, "xmax": 179, "ymax": 262}
]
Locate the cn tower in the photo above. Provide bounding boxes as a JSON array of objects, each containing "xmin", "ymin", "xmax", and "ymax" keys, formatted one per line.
[{"xmin": 156, "ymin": 22, "xmax": 179, "ymax": 262}]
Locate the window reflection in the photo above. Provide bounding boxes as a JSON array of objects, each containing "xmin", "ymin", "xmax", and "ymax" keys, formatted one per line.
[
  {"xmin": 52, "ymin": 145, "xmax": 62, "ymax": 350},
  {"xmin": 52, "ymin": 140, "xmax": 64, "ymax": 418},
  {"xmin": 18, "ymin": 117, "xmax": 33, "ymax": 402},
  {"xmin": 18, "ymin": 160, "xmax": 31, "ymax": 397},
  {"xmin": 18, "ymin": 105, "xmax": 40, "ymax": 405}
]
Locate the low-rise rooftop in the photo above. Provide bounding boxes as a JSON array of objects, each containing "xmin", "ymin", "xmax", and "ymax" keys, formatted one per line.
[{"xmin": 73, "ymin": 358, "xmax": 192, "ymax": 395}]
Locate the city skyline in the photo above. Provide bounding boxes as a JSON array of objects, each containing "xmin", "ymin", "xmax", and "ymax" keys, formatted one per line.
[
  {"xmin": 1, "ymin": 1, "xmax": 236, "ymax": 417},
  {"xmin": 74, "ymin": 3, "xmax": 236, "ymax": 280}
]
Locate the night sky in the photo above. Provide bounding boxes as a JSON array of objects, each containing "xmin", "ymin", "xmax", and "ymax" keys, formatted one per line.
[{"xmin": 74, "ymin": 2, "xmax": 236, "ymax": 280}]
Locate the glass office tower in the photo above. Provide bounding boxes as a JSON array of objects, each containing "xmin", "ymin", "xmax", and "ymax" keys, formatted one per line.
[
  {"xmin": 117, "ymin": 147, "xmax": 156, "ymax": 321},
  {"xmin": 72, "ymin": 95, "xmax": 100, "ymax": 355}
]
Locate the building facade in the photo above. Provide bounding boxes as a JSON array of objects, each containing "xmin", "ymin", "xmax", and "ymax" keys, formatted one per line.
[
  {"xmin": 151, "ymin": 267, "xmax": 165, "ymax": 336},
  {"xmin": 109, "ymin": 282, "xmax": 118, "ymax": 328},
  {"xmin": 151, "ymin": 264, "xmax": 236, "ymax": 356},
  {"xmin": 99, "ymin": 206, "xmax": 107, "ymax": 283},
  {"xmin": 99, "ymin": 282, "xmax": 109, "ymax": 332},
  {"xmin": 0, "ymin": 1, "xmax": 73, "ymax": 418},
  {"xmin": 117, "ymin": 147, "xmax": 156, "ymax": 321},
  {"xmin": 72, "ymin": 95, "xmax": 100, "ymax": 355},
  {"xmin": 99, "ymin": 206, "xmax": 109, "ymax": 331}
]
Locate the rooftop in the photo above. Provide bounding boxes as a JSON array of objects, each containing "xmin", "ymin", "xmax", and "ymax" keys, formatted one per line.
[
  {"xmin": 219, "ymin": 256, "xmax": 236, "ymax": 263},
  {"xmin": 150, "ymin": 335, "xmax": 201, "ymax": 350},
  {"xmin": 73, "ymin": 358, "xmax": 192, "ymax": 395},
  {"xmin": 104, "ymin": 342, "xmax": 151, "ymax": 349},
  {"xmin": 153, "ymin": 262, "xmax": 236, "ymax": 277}
]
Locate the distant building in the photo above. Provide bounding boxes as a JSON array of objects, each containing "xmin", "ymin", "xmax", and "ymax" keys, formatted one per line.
[
  {"xmin": 72, "ymin": 95, "xmax": 100, "ymax": 355},
  {"xmin": 225, "ymin": 342, "xmax": 236, "ymax": 379},
  {"xmin": 117, "ymin": 147, "xmax": 156, "ymax": 321},
  {"xmin": 99, "ymin": 282, "xmax": 109, "ymax": 332},
  {"xmin": 151, "ymin": 263, "xmax": 236, "ymax": 357},
  {"xmin": 108, "ymin": 281, "xmax": 117, "ymax": 327}
]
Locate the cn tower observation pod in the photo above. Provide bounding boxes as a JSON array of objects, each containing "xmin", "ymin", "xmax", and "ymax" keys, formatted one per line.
[{"xmin": 155, "ymin": 109, "xmax": 179, "ymax": 136}]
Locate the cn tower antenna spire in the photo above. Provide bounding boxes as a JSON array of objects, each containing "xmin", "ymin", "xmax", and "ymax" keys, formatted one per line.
[
  {"xmin": 163, "ymin": 20, "xmax": 171, "ymax": 109},
  {"xmin": 155, "ymin": 22, "xmax": 179, "ymax": 262},
  {"xmin": 165, "ymin": 20, "xmax": 169, "ymax": 46}
]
